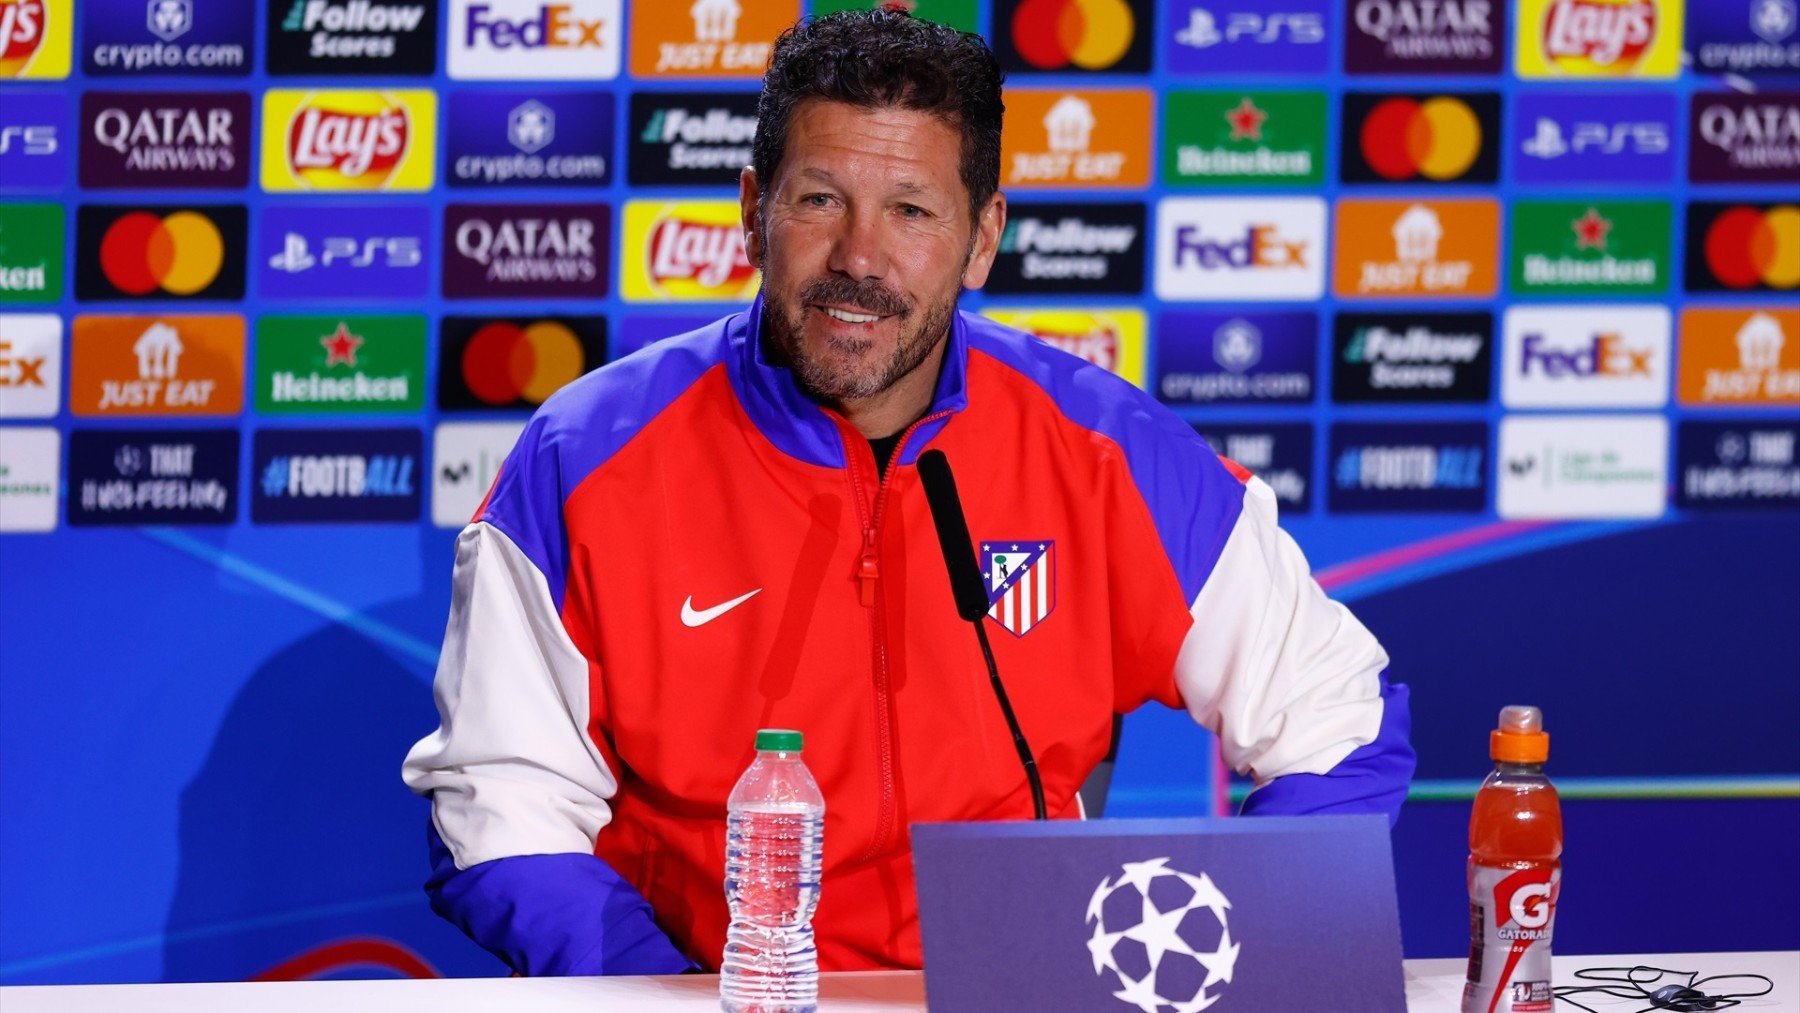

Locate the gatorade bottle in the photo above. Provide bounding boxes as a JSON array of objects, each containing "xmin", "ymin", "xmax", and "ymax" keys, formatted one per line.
[{"xmin": 1462, "ymin": 706, "xmax": 1562, "ymax": 1013}]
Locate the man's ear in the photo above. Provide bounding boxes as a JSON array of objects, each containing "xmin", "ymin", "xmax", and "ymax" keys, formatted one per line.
[
  {"xmin": 960, "ymin": 191, "xmax": 1008, "ymax": 291},
  {"xmin": 739, "ymin": 165, "xmax": 764, "ymax": 268}
]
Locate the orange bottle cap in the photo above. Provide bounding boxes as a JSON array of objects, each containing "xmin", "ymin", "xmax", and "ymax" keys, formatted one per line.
[{"xmin": 1490, "ymin": 705, "xmax": 1550, "ymax": 764}]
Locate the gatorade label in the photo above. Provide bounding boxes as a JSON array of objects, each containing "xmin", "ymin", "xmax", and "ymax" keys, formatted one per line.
[{"xmin": 1462, "ymin": 864, "xmax": 1559, "ymax": 1013}]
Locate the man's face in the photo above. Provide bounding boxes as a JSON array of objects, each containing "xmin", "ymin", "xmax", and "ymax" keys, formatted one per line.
[{"xmin": 743, "ymin": 100, "xmax": 1004, "ymax": 404}]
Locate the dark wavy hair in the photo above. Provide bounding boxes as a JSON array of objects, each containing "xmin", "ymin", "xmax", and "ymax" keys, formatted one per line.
[{"xmin": 753, "ymin": 7, "xmax": 1005, "ymax": 224}]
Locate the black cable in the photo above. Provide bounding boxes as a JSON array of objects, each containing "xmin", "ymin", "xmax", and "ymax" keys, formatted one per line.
[
  {"xmin": 972, "ymin": 614, "xmax": 1047, "ymax": 820},
  {"xmin": 1553, "ymin": 965, "xmax": 1774, "ymax": 1013}
]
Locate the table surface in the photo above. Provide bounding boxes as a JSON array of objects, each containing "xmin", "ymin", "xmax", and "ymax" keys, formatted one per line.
[{"xmin": 3, "ymin": 952, "xmax": 1795, "ymax": 1011}]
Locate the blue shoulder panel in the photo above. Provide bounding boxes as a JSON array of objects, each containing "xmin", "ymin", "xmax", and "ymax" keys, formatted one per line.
[
  {"xmin": 425, "ymin": 822, "xmax": 696, "ymax": 976},
  {"xmin": 477, "ymin": 314, "xmax": 737, "ymax": 611},
  {"xmin": 960, "ymin": 312, "xmax": 1247, "ymax": 605},
  {"xmin": 1239, "ymin": 677, "xmax": 1417, "ymax": 828}
]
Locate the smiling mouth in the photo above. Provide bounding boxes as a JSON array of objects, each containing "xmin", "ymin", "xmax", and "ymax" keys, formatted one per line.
[{"xmin": 814, "ymin": 304, "xmax": 891, "ymax": 325}]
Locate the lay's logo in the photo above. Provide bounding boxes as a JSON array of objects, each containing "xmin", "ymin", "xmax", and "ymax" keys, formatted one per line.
[
  {"xmin": 621, "ymin": 200, "xmax": 759, "ymax": 302},
  {"xmin": 982, "ymin": 308, "xmax": 1147, "ymax": 389},
  {"xmin": 1517, "ymin": 0, "xmax": 1681, "ymax": 78},
  {"xmin": 262, "ymin": 89, "xmax": 437, "ymax": 192},
  {"xmin": 1, "ymin": 0, "xmax": 70, "ymax": 79}
]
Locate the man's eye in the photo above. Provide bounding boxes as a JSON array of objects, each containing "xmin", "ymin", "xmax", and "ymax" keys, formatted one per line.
[
  {"xmin": 899, "ymin": 204, "xmax": 927, "ymax": 218},
  {"xmin": 804, "ymin": 194, "xmax": 832, "ymax": 208}
]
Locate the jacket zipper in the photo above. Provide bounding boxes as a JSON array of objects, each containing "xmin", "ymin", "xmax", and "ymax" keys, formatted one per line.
[{"xmin": 839, "ymin": 410, "xmax": 951, "ymax": 862}]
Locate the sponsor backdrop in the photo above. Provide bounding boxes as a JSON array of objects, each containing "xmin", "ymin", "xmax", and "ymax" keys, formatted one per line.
[{"xmin": 1, "ymin": 0, "xmax": 1797, "ymax": 989}]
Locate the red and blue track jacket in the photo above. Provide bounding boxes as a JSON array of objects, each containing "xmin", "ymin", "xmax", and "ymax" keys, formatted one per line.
[{"xmin": 402, "ymin": 296, "xmax": 1414, "ymax": 975}]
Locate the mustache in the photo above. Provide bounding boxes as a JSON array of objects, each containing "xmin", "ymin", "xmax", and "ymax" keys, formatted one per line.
[{"xmin": 799, "ymin": 276, "xmax": 912, "ymax": 317}]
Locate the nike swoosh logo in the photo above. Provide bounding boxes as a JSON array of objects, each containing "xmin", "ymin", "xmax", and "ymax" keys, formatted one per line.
[{"xmin": 681, "ymin": 588, "xmax": 762, "ymax": 628}]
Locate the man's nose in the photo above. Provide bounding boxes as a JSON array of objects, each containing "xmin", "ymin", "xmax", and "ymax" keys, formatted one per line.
[{"xmin": 826, "ymin": 206, "xmax": 889, "ymax": 282}]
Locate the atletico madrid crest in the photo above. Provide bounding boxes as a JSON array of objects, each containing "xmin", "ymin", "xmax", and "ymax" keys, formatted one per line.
[{"xmin": 981, "ymin": 541, "xmax": 1056, "ymax": 638}]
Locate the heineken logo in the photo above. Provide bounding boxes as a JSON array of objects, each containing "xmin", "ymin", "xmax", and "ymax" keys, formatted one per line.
[
  {"xmin": 1510, "ymin": 200, "xmax": 1669, "ymax": 295},
  {"xmin": 255, "ymin": 314, "xmax": 425, "ymax": 414},
  {"xmin": 1164, "ymin": 90, "xmax": 1325, "ymax": 185}
]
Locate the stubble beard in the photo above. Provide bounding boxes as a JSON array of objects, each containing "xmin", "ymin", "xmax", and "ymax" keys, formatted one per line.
[{"xmin": 765, "ymin": 273, "xmax": 959, "ymax": 404}]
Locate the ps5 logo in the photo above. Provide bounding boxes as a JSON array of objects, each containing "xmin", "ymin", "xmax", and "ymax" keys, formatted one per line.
[
  {"xmin": 0, "ymin": 125, "xmax": 58, "ymax": 156},
  {"xmin": 1520, "ymin": 118, "xmax": 1669, "ymax": 159},
  {"xmin": 268, "ymin": 232, "xmax": 423, "ymax": 273},
  {"xmin": 147, "ymin": 0, "xmax": 193, "ymax": 43},
  {"xmin": 1175, "ymin": 7, "xmax": 1324, "ymax": 48}
]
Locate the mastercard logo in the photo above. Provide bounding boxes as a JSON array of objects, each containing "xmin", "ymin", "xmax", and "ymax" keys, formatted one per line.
[
  {"xmin": 460, "ymin": 320, "xmax": 588, "ymax": 406},
  {"xmin": 1358, "ymin": 96, "xmax": 1484, "ymax": 182},
  {"xmin": 98, "ymin": 211, "xmax": 224, "ymax": 297},
  {"xmin": 1704, "ymin": 205, "xmax": 1800, "ymax": 291},
  {"xmin": 0, "ymin": 0, "xmax": 48, "ymax": 77},
  {"xmin": 1009, "ymin": 0, "xmax": 1138, "ymax": 71}
]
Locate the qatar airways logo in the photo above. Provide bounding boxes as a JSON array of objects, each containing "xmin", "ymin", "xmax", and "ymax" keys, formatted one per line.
[{"xmin": 443, "ymin": 203, "xmax": 608, "ymax": 298}]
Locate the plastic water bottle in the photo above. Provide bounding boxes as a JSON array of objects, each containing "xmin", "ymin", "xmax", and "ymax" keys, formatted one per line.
[
  {"xmin": 1462, "ymin": 705, "xmax": 1562, "ymax": 1013},
  {"xmin": 720, "ymin": 729, "xmax": 825, "ymax": 1013}
]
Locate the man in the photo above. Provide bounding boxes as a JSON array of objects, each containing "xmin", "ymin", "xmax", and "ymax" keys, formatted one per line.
[{"xmin": 403, "ymin": 9, "xmax": 1413, "ymax": 977}]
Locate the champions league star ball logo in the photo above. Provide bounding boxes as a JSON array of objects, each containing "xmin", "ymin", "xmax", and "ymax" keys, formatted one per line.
[{"xmin": 1086, "ymin": 858, "xmax": 1241, "ymax": 1012}]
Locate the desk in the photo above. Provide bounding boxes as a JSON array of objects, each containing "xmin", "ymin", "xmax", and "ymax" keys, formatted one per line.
[{"xmin": 3, "ymin": 952, "xmax": 1794, "ymax": 1011}]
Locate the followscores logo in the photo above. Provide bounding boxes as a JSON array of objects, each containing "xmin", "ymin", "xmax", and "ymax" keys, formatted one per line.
[
  {"xmin": 1513, "ymin": 91, "xmax": 1674, "ymax": 184},
  {"xmin": 267, "ymin": 0, "xmax": 437, "ymax": 75},
  {"xmin": 997, "ymin": 0, "xmax": 1150, "ymax": 73},
  {"xmin": 989, "ymin": 203, "xmax": 1145, "ymax": 295},
  {"xmin": 1166, "ymin": 0, "xmax": 1328, "ymax": 75},
  {"xmin": 1333, "ymin": 312, "xmax": 1492, "ymax": 404},
  {"xmin": 76, "ymin": 204, "xmax": 245, "ymax": 301},
  {"xmin": 1156, "ymin": 196, "xmax": 1325, "ymax": 301},
  {"xmin": 0, "ymin": 90, "xmax": 65, "ymax": 189},
  {"xmin": 1502, "ymin": 305, "xmax": 1670, "ymax": 408},
  {"xmin": 259, "ymin": 205, "xmax": 428, "ymax": 300},
  {"xmin": 84, "ymin": 0, "xmax": 250, "ymax": 75},
  {"xmin": 628, "ymin": 91, "xmax": 756, "ymax": 187},
  {"xmin": 450, "ymin": 0, "xmax": 620, "ymax": 79},
  {"xmin": 261, "ymin": 89, "xmax": 437, "ymax": 192}
]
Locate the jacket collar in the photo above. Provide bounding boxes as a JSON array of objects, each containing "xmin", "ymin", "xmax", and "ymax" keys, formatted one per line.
[{"xmin": 725, "ymin": 292, "xmax": 971, "ymax": 469}]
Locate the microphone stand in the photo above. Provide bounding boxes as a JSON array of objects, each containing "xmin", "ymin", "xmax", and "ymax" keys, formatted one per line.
[{"xmin": 972, "ymin": 615, "xmax": 1047, "ymax": 821}]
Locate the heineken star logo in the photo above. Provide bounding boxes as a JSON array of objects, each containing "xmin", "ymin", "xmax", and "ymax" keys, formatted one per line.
[
  {"xmin": 1571, "ymin": 208, "xmax": 1612, "ymax": 251},
  {"xmin": 321, "ymin": 323, "xmax": 364, "ymax": 368},
  {"xmin": 1225, "ymin": 98, "xmax": 1268, "ymax": 142}
]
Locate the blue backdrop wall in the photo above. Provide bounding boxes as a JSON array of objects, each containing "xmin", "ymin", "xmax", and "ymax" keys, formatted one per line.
[{"xmin": 1, "ymin": 0, "xmax": 1796, "ymax": 985}]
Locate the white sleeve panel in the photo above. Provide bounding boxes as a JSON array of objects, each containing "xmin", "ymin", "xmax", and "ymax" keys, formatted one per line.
[
  {"xmin": 402, "ymin": 521, "xmax": 617, "ymax": 870},
  {"xmin": 1174, "ymin": 476, "xmax": 1391, "ymax": 785}
]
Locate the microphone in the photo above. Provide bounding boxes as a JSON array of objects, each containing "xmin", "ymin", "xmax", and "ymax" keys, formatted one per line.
[{"xmin": 916, "ymin": 449, "xmax": 1047, "ymax": 821}]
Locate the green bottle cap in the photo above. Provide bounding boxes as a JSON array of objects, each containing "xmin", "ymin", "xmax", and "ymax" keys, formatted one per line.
[{"xmin": 756, "ymin": 728, "xmax": 803, "ymax": 752}]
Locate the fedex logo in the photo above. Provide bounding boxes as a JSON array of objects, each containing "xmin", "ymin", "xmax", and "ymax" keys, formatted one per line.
[
  {"xmin": 1156, "ymin": 197, "xmax": 1325, "ymax": 301},
  {"xmin": 463, "ymin": 4, "xmax": 603, "ymax": 49},
  {"xmin": 448, "ymin": 0, "xmax": 619, "ymax": 79},
  {"xmin": 1173, "ymin": 225, "xmax": 1308, "ymax": 269},
  {"xmin": 1520, "ymin": 332, "xmax": 1652, "ymax": 376},
  {"xmin": 1502, "ymin": 305, "xmax": 1669, "ymax": 408}
]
